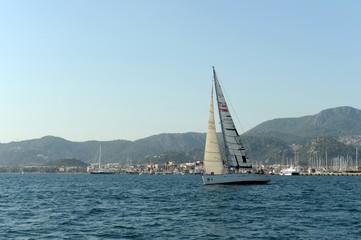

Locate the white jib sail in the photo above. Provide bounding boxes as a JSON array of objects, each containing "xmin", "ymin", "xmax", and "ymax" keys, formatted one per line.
[{"xmin": 203, "ymin": 87, "xmax": 225, "ymax": 174}]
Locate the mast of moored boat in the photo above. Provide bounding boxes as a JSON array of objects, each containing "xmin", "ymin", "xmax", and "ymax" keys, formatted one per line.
[{"xmin": 98, "ymin": 144, "xmax": 102, "ymax": 171}]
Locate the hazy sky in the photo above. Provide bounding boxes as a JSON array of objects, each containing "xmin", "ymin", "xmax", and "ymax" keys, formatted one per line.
[{"xmin": 1, "ymin": 0, "xmax": 360, "ymax": 143}]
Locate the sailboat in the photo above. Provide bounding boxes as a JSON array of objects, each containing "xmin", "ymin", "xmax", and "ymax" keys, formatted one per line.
[
  {"xmin": 201, "ymin": 67, "xmax": 271, "ymax": 185},
  {"xmin": 89, "ymin": 144, "xmax": 115, "ymax": 174}
]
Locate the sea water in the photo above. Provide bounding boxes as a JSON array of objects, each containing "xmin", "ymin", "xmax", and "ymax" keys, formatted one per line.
[{"xmin": 0, "ymin": 174, "xmax": 360, "ymax": 239}]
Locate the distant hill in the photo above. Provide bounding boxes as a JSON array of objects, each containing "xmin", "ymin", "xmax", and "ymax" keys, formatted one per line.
[
  {"xmin": 298, "ymin": 137, "xmax": 356, "ymax": 164},
  {"xmin": 46, "ymin": 158, "xmax": 89, "ymax": 167},
  {"xmin": 0, "ymin": 136, "xmax": 134, "ymax": 166},
  {"xmin": 0, "ymin": 106, "xmax": 360, "ymax": 166},
  {"xmin": 242, "ymin": 106, "xmax": 361, "ymax": 165},
  {"xmin": 245, "ymin": 106, "xmax": 361, "ymax": 144},
  {"xmin": 0, "ymin": 133, "xmax": 206, "ymax": 166}
]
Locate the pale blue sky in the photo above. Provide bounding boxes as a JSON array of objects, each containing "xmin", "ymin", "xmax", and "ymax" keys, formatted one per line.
[{"xmin": 1, "ymin": 0, "xmax": 360, "ymax": 143}]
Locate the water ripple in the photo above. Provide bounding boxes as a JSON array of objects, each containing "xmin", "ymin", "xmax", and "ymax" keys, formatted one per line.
[{"xmin": 0, "ymin": 174, "xmax": 361, "ymax": 239}]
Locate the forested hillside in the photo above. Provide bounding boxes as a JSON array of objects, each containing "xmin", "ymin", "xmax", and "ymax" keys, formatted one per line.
[{"xmin": 1, "ymin": 106, "xmax": 360, "ymax": 166}]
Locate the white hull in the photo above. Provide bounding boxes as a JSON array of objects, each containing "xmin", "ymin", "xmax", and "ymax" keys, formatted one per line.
[
  {"xmin": 202, "ymin": 173, "xmax": 271, "ymax": 185},
  {"xmin": 279, "ymin": 166, "xmax": 300, "ymax": 176},
  {"xmin": 280, "ymin": 171, "xmax": 300, "ymax": 176},
  {"xmin": 89, "ymin": 171, "xmax": 115, "ymax": 174}
]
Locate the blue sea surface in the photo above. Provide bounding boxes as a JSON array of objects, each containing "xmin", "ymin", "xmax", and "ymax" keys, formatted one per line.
[{"xmin": 0, "ymin": 174, "xmax": 360, "ymax": 239}]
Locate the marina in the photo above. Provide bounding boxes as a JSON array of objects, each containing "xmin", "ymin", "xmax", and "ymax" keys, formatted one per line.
[{"xmin": 300, "ymin": 172, "xmax": 361, "ymax": 176}]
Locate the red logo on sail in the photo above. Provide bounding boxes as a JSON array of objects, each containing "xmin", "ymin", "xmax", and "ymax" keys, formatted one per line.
[{"xmin": 219, "ymin": 103, "xmax": 228, "ymax": 112}]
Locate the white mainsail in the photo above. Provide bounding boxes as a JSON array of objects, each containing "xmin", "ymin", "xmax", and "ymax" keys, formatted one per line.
[{"xmin": 203, "ymin": 87, "xmax": 225, "ymax": 174}]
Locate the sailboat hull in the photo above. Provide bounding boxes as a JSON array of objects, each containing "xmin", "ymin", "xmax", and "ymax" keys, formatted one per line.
[
  {"xmin": 89, "ymin": 171, "xmax": 115, "ymax": 174},
  {"xmin": 202, "ymin": 173, "xmax": 271, "ymax": 185}
]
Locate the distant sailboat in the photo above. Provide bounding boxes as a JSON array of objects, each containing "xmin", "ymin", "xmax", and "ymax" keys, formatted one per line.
[
  {"xmin": 202, "ymin": 67, "xmax": 270, "ymax": 185},
  {"xmin": 90, "ymin": 144, "xmax": 114, "ymax": 174}
]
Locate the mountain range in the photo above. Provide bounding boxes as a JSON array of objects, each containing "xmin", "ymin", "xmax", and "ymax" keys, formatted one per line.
[
  {"xmin": 1, "ymin": 106, "xmax": 360, "ymax": 166},
  {"xmin": 246, "ymin": 106, "xmax": 361, "ymax": 144}
]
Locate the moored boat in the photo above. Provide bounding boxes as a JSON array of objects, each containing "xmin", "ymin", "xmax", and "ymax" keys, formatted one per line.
[
  {"xmin": 89, "ymin": 144, "xmax": 115, "ymax": 174},
  {"xmin": 279, "ymin": 166, "xmax": 300, "ymax": 176}
]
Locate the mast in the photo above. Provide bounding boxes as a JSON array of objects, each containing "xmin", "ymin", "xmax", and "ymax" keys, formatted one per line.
[
  {"xmin": 212, "ymin": 67, "xmax": 252, "ymax": 170},
  {"xmin": 98, "ymin": 144, "xmax": 102, "ymax": 170},
  {"xmin": 356, "ymin": 146, "xmax": 358, "ymax": 171}
]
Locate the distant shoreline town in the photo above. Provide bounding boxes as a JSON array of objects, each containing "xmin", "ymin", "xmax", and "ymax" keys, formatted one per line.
[
  {"xmin": 0, "ymin": 161, "xmax": 203, "ymax": 175},
  {"xmin": 1, "ymin": 161, "xmax": 361, "ymax": 176}
]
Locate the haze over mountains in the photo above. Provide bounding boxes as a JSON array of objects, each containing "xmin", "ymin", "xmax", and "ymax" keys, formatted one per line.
[{"xmin": 1, "ymin": 106, "xmax": 360, "ymax": 166}]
